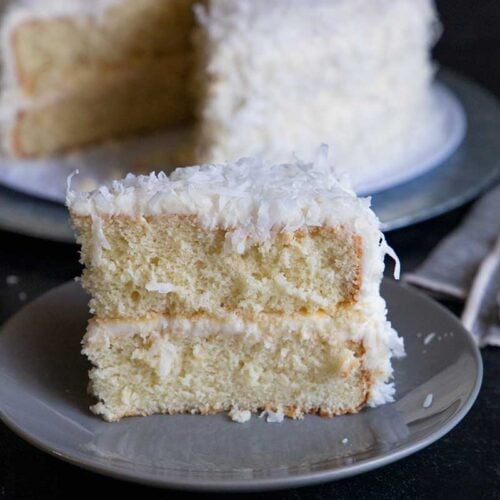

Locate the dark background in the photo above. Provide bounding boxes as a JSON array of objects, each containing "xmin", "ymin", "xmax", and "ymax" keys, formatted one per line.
[{"xmin": 1, "ymin": 1, "xmax": 499, "ymax": 498}]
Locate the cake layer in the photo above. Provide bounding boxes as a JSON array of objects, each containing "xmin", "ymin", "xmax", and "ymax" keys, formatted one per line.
[
  {"xmin": 3, "ymin": 0, "xmax": 196, "ymax": 96},
  {"xmin": 74, "ymin": 216, "xmax": 362, "ymax": 318},
  {"xmin": 83, "ymin": 307, "xmax": 404, "ymax": 422},
  {"xmin": 5, "ymin": 55, "xmax": 193, "ymax": 157},
  {"xmin": 68, "ymin": 152, "xmax": 393, "ymax": 318}
]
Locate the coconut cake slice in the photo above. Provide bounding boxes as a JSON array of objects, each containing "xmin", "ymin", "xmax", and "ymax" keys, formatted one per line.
[{"xmin": 67, "ymin": 146, "xmax": 404, "ymax": 422}]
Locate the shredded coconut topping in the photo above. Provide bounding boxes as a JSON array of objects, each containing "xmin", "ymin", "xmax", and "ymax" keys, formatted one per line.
[
  {"xmin": 192, "ymin": 0, "xmax": 441, "ymax": 187},
  {"xmin": 423, "ymin": 393, "xmax": 433, "ymax": 408},
  {"xmin": 145, "ymin": 281, "xmax": 176, "ymax": 294},
  {"xmin": 423, "ymin": 333, "xmax": 436, "ymax": 345},
  {"xmin": 68, "ymin": 146, "xmax": 385, "ymax": 256},
  {"xmin": 260, "ymin": 409, "xmax": 285, "ymax": 423},
  {"xmin": 229, "ymin": 407, "xmax": 252, "ymax": 423},
  {"xmin": 381, "ymin": 238, "xmax": 401, "ymax": 280}
]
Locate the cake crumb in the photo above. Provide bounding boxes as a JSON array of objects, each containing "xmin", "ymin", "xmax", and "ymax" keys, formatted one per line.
[
  {"xmin": 341, "ymin": 438, "xmax": 349, "ymax": 444},
  {"xmin": 423, "ymin": 333, "xmax": 435, "ymax": 345},
  {"xmin": 18, "ymin": 292, "xmax": 27, "ymax": 301},
  {"xmin": 229, "ymin": 407, "xmax": 251, "ymax": 423},
  {"xmin": 423, "ymin": 393, "xmax": 433, "ymax": 408},
  {"xmin": 260, "ymin": 409, "xmax": 285, "ymax": 423},
  {"xmin": 145, "ymin": 281, "xmax": 176, "ymax": 294},
  {"xmin": 6, "ymin": 275, "xmax": 19, "ymax": 285}
]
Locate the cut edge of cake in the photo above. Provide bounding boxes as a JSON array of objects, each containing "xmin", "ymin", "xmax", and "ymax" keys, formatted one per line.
[{"xmin": 0, "ymin": 0, "xmax": 196, "ymax": 157}]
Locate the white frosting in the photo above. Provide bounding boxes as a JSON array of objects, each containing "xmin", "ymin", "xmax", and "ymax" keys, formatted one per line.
[
  {"xmin": 194, "ymin": 0, "xmax": 441, "ymax": 186},
  {"xmin": 68, "ymin": 145, "xmax": 380, "ymax": 249},
  {"xmin": 85, "ymin": 313, "xmax": 348, "ymax": 346}
]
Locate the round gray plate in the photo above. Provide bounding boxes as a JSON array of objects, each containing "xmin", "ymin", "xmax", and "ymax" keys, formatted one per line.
[
  {"xmin": 0, "ymin": 280, "xmax": 482, "ymax": 492},
  {"xmin": 0, "ymin": 69, "xmax": 498, "ymax": 241}
]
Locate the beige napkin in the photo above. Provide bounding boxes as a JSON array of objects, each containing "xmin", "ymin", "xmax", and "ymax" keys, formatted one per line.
[{"xmin": 404, "ymin": 183, "xmax": 500, "ymax": 347}]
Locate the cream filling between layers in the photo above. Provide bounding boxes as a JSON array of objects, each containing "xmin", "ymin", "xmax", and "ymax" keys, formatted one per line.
[{"xmin": 84, "ymin": 296, "xmax": 405, "ymax": 407}]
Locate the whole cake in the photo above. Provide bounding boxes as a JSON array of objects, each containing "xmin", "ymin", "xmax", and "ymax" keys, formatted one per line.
[
  {"xmin": 1, "ymin": 0, "xmax": 440, "ymax": 185},
  {"xmin": 191, "ymin": 0, "xmax": 440, "ymax": 184},
  {"xmin": 67, "ymin": 147, "xmax": 404, "ymax": 422}
]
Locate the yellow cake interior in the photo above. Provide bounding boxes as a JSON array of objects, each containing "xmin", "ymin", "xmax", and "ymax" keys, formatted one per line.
[
  {"xmin": 4, "ymin": 0, "xmax": 196, "ymax": 156},
  {"xmin": 73, "ymin": 215, "xmax": 361, "ymax": 318},
  {"xmin": 12, "ymin": 55, "xmax": 193, "ymax": 157},
  {"xmin": 12, "ymin": 0, "xmax": 196, "ymax": 96}
]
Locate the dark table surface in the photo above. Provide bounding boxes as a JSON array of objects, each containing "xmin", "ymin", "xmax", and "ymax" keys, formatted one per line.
[{"xmin": 1, "ymin": 1, "xmax": 499, "ymax": 498}]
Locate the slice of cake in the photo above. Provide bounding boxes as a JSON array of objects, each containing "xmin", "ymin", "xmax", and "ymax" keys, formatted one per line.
[{"xmin": 67, "ymin": 146, "xmax": 404, "ymax": 422}]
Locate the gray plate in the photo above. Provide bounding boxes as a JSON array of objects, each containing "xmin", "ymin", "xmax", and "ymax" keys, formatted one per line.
[
  {"xmin": 0, "ymin": 69, "xmax": 498, "ymax": 242},
  {"xmin": 0, "ymin": 280, "xmax": 482, "ymax": 492}
]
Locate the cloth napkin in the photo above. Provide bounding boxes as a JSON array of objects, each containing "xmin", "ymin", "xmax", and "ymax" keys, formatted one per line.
[{"xmin": 404, "ymin": 183, "xmax": 500, "ymax": 347}]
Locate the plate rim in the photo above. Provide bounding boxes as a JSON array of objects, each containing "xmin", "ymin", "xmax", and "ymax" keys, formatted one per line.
[{"xmin": 0, "ymin": 280, "xmax": 483, "ymax": 492}]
